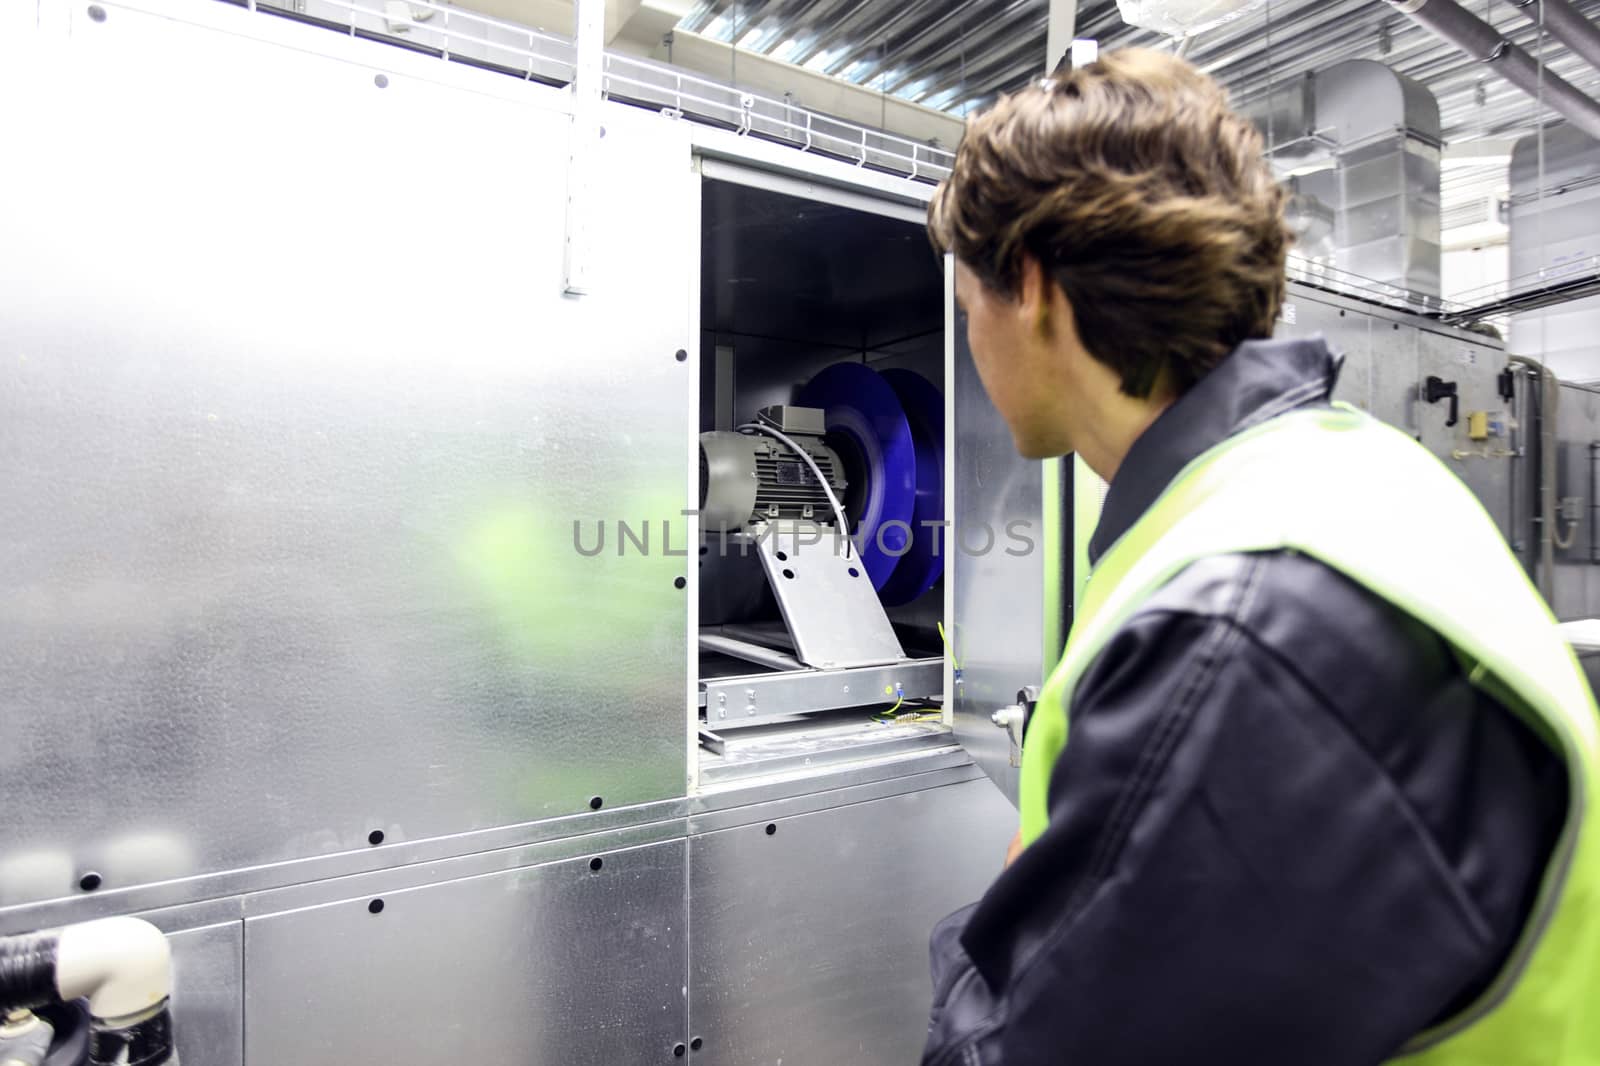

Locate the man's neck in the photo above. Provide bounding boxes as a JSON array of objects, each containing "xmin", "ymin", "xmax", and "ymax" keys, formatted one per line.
[{"xmin": 1076, "ymin": 393, "xmax": 1173, "ymax": 485}]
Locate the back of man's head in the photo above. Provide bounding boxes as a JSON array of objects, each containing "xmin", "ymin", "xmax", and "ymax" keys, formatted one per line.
[{"xmin": 928, "ymin": 48, "xmax": 1291, "ymax": 399}]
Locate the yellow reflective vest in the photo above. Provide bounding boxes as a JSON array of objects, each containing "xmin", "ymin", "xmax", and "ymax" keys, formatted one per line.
[{"xmin": 1020, "ymin": 404, "xmax": 1600, "ymax": 1063}]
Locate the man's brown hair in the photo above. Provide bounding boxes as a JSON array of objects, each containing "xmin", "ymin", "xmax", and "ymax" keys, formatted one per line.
[{"xmin": 928, "ymin": 48, "xmax": 1291, "ymax": 398}]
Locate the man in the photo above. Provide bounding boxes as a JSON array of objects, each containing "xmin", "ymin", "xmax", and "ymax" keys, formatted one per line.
[{"xmin": 921, "ymin": 48, "xmax": 1600, "ymax": 1066}]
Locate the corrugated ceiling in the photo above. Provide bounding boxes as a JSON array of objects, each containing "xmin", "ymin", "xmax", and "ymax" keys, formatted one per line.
[{"xmin": 677, "ymin": 0, "xmax": 1600, "ymax": 145}]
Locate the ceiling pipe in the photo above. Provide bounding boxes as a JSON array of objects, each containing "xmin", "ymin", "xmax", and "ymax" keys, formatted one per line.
[
  {"xmin": 1504, "ymin": 0, "xmax": 1600, "ymax": 74},
  {"xmin": 1383, "ymin": 0, "xmax": 1600, "ymax": 141}
]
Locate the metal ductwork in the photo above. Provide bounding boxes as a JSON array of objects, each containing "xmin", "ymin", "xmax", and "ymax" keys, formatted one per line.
[
  {"xmin": 1249, "ymin": 59, "xmax": 1443, "ymax": 296},
  {"xmin": 1503, "ymin": 0, "xmax": 1600, "ymax": 74},
  {"xmin": 1383, "ymin": 0, "xmax": 1600, "ymax": 143},
  {"xmin": 1508, "ymin": 124, "xmax": 1600, "ymax": 380}
]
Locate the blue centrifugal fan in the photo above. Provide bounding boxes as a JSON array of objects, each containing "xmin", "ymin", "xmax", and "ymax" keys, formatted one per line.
[
  {"xmin": 697, "ymin": 361, "xmax": 944, "ymax": 618},
  {"xmin": 797, "ymin": 362, "xmax": 945, "ymax": 607}
]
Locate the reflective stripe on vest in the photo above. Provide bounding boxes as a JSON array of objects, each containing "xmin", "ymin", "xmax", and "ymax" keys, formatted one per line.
[{"xmin": 1019, "ymin": 405, "xmax": 1600, "ymax": 1063}]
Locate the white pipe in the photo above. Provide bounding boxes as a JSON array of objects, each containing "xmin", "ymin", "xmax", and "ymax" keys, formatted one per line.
[{"xmin": 54, "ymin": 918, "xmax": 171, "ymax": 1022}]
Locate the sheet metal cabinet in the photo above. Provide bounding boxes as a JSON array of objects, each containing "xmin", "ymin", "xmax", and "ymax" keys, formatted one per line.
[{"xmin": 0, "ymin": 2, "xmax": 1526, "ymax": 1063}]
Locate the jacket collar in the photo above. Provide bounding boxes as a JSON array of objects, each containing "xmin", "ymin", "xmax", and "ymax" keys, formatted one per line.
[{"xmin": 1088, "ymin": 337, "xmax": 1342, "ymax": 566}]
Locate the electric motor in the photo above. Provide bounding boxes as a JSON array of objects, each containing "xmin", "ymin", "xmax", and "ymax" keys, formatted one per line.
[{"xmin": 699, "ymin": 407, "xmax": 847, "ymax": 534}]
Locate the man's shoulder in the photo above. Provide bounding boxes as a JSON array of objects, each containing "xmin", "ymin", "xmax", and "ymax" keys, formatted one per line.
[{"xmin": 1122, "ymin": 549, "xmax": 1455, "ymax": 711}]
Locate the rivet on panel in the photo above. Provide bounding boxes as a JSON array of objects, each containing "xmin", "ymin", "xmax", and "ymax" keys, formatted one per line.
[
  {"xmin": 374, "ymin": 74, "xmax": 390, "ymax": 88},
  {"xmin": 86, "ymin": 5, "xmax": 106, "ymax": 20}
]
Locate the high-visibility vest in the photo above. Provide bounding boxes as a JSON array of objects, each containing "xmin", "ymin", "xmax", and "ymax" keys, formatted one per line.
[{"xmin": 1019, "ymin": 404, "xmax": 1600, "ymax": 1063}]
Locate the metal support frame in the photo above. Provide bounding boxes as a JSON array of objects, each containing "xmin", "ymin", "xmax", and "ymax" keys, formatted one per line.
[
  {"xmin": 564, "ymin": 0, "xmax": 605, "ymax": 294},
  {"xmin": 1046, "ymin": 0, "xmax": 1078, "ymax": 74},
  {"xmin": 754, "ymin": 524, "xmax": 905, "ymax": 670},
  {"xmin": 701, "ymin": 658, "xmax": 943, "ymax": 726}
]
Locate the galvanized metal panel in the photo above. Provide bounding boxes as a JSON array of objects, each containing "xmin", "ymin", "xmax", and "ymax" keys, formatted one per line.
[
  {"xmin": 1280, "ymin": 290, "xmax": 1373, "ymax": 412},
  {"xmin": 0, "ymin": 4, "xmax": 693, "ymax": 906},
  {"xmin": 244, "ymin": 841, "xmax": 689, "ymax": 1064},
  {"xmin": 167, "ymin": 923, "xmax": 244, "ymax": 1066},
  {"xmin": 1369, "ymin": 316, "xmax": 1424, "ymax": 437},
  {"xmin": 688, "ymin": 777, "xmax": 1017, "ymax": 1065},
  {"xmin": 1550, "ymin": 384, "xmax": 1600, "ymax": 620},
  {"xmin": 1416, "ymin": 329, "xmax": 1514, "ymax": 539},
  {"xmin": 948, "ymin": 294, "xmax": 1041, "ymax": 806}
]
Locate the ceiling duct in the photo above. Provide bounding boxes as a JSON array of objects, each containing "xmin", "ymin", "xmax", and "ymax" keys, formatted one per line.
[
  {"xmin": 1249, "ymin": 59, "xmax": 1443, "ymax": 298},
  {"xmin": 1508, "ymin": 126, "xmax": 1600, "ymax": 379},
  {"xmin": 1115, "ymin": 0, "xmax": 1270, "ymax": 36},
  {"xmin": 1383, "ymin": 0, "xmax": 1600, "ymax": 143}
]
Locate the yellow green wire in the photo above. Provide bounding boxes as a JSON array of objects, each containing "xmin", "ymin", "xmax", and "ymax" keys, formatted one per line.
[{"xmin": 937, "ymin": 621, "xmax": 960, "ymax": 670}]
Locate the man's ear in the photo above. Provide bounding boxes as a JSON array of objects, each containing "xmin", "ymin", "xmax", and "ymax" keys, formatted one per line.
[{"xmin": 1017, "ymin": 254, "xmax": 1053, "ymax": 338}]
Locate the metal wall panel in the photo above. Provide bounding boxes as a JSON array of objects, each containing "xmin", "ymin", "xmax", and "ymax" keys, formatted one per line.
[
  {"xmin": 1551, "ymin": 385, "xmax": 1600, "ymax": 620},
  {"xmin": 0, "ymin": 2, "xmax": 695, "ymax": 906},
  {"xmin": 1416, "ymin": 329, "xmax": 1514, "ymax": 539},
  {"xmin": 244, "ymin": 841, "xmax": 689, "ymax": 1064},
  {"xmin": 1280, "ymin": 290, "xmax": 1373, "ymax": 411},
  {"xmin": 948, "ymin": 304, "xmax": 1041, "ymax": 806},
  {"xmin": 1369, "ymin": 317, "xmax": 1424, "ymax": 439},
  {"xmin": 167, "ymin": 922, "xmax": 244, "ymax": 1066},
  {"xmin": 688, "ymin": 777, "xmax": 1016, "ymax": 1066}
]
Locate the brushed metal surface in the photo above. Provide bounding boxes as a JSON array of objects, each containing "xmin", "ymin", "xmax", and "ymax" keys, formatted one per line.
[
  {"xmin": 948, "ymin": 300, "xmax": 1039, "ymax": 806},
  {"xmin": 688, "ymin": 777, "xmax": 1016, "ymax": 1066},
  {"xmin": 167, "ymin": 922, "xmax": 244, "ymax": 1066},
  {"xmin": 1551, "ymin": 384, "xmax": 1600, "ymax": 621},
  {"xmin": 755, "ymin": 527, "xmax": 905, "ymax": 669},
  {"xmin": 244, "ymin": 841, "xmax": 689, "ymax": 1064},
  {"xmin": 0, "ymin": 4, "xmax": 693, "ymax": 906},
  {"xmin": 1280, "ymin": 290, "xmax": 1373, "ymax": 415},
  {"xmin": 1369, "ymin": 315, "xmax": 1425, "ymax": 441},
  {"xmin": 701, "ymin": 658, "xmax": 943, "ymax": 727},
  {"xmin": 1416, "ymin": 329, "xmax": 1513, "ymax": 538}
]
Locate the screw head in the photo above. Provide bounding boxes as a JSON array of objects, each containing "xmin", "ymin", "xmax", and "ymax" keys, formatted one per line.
[
  {"xmin": 86, "ymin": 4, "xmax": 106, "ymax": 20},
  {"xmin": 374, "ymin": 74, "xmax": 390, "ymax": 88}
]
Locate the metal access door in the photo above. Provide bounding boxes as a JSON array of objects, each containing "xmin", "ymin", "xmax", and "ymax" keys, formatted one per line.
[{"xmin": 944, "ymin": 258, "xmax": 1068, "ymax": 806}]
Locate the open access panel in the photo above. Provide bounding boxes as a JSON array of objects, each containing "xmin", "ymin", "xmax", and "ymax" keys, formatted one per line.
[{"xmin": 691, "ymin": 161, "xmax": 1067, "ymax": 797}]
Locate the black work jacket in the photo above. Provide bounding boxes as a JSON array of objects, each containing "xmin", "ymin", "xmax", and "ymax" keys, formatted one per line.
[{"xmin": 921, "ymin": 337, "xmax": 1568, "ymax": 1066}]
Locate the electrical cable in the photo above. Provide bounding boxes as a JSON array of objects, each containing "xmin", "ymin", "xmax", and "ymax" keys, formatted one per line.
[{"xmin": 738, "ymin": 416, "xmax": 854, "ymax": 557}]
